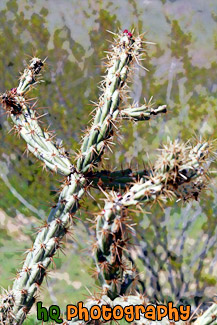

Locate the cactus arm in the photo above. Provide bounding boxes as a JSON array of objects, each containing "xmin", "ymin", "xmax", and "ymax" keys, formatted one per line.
[
  {"xmin": 121, "ymin": 104, "xmax": 167, "ymax": 121},
  {"xmin": 77, "ymin": 31, "xmax": 143, "ymax": 173},
  {"xmin": 10, "ymin": 104, "xmax": 73, "ymax": 175},
  {"xmin": 94, "ymin": 200, "xmax": 129, "ymax": 300},
  {"xmin": 94, "ymin": 140, "xmax": 210, "ymax": 300},
  {"xmin": 16, "ymin": 58, "xmax": 44, "ymax": 96},
  {"xmin": 1, "ymin": 59, "xmax": 73, "ymax": 176},
  {"xmin": 122, "ymin": 141, "xmax": 209, "ymax": 205}
]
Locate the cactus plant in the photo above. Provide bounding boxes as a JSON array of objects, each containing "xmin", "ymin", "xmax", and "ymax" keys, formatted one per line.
[{"xmin": 0, "ymin": 29, "xmax": 216, "ymax": 325}]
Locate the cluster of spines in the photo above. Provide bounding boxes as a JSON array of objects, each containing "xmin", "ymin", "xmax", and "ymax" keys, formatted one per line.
[
  {"xmin": 17, "ymin": 57, "xmax": 44, "ymax": 95},
  {"xmin": 121, "ymin": 140, "xmax": 210, "ymax": 206},
  {"xmin": 0, "ymin": 290, "xmax": 15, "ymax": 324}
]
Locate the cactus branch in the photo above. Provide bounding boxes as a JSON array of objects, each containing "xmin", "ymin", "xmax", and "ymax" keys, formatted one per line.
[
  {"xmin": 121, "ymin": 140, "xmax": 210, "ymax": 205},
  {"xmin": 0, "ymin": 171, "xmax": 87, "ymax": 324},
  {"xmin": 121, "ymin": 103, "xmax": 167, "ymax": 121},
  {"xmin": 77, "ymin": 31, "xmax": 143, "ymax": 173},
  {"xmin": 1, "ymin": 59, "xmax": 73, "ymax": 176},
  {"xmin": 94, "ymin": 140, "xmax": 210, "ymax": 300}
]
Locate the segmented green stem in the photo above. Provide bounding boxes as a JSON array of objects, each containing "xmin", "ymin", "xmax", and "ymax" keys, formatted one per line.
[
  {"xmin": 10, "ymin": 101, "xmax": 73, "ymax": 175},
  {"xmin": 77, "ymin": 33, "xmax": 143, "ymax": 173},
  {"xmin": 95, "ymin": 199, "xmax": 140, "ymax": 300}
]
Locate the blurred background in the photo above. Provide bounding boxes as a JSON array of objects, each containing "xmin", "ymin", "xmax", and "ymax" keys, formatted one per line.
[{"xmin": 0, "ymin": 0, "xmax": 216, "ymax": 323}]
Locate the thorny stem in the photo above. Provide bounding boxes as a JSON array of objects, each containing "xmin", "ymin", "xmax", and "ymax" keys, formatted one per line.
[{"xmin": 94, "ymin": 140, "xmax": 210, "ymax": 300}]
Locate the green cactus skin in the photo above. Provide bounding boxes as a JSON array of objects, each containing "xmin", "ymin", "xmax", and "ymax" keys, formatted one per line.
[
  {"xmin": 94, "ymin": 140, "xmax": 210, "ymax": 300},
  {"xmin": 0, "ymin": 172, "xmax": 87, "ymax": 325},
  {"xmin": 95, "ymin": 200, "xmax": 132, "ymax": 300},
  {"xmin": 10, "ymin": 103, "xmax": 73, "ymax": 175}
]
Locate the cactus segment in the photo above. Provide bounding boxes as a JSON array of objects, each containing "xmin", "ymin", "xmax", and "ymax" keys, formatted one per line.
[
  {"xmin": 121, "ymin": 104, "xmax": 167, "ymax": 121},
  {"xmin": 77, "ymin": 32, "xmax": 143, "ymax": 173},
  {"xmin": 1, "ymin": 65, "xmax": 74, "ymax": 176}
]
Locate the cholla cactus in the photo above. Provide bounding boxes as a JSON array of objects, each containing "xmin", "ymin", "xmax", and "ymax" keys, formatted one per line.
[{"xmin": 0, "ymin": 29, "xmax": 215, "ymax": 325}]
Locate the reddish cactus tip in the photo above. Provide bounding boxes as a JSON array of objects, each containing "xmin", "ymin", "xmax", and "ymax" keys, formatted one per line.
[
  {"xmin": 123, "ymin": 29, "xmax": 133, "ymax": 38},
  {"xmin": 11, "ymin": 88, "xmax": 17, "ymax": 94}
]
